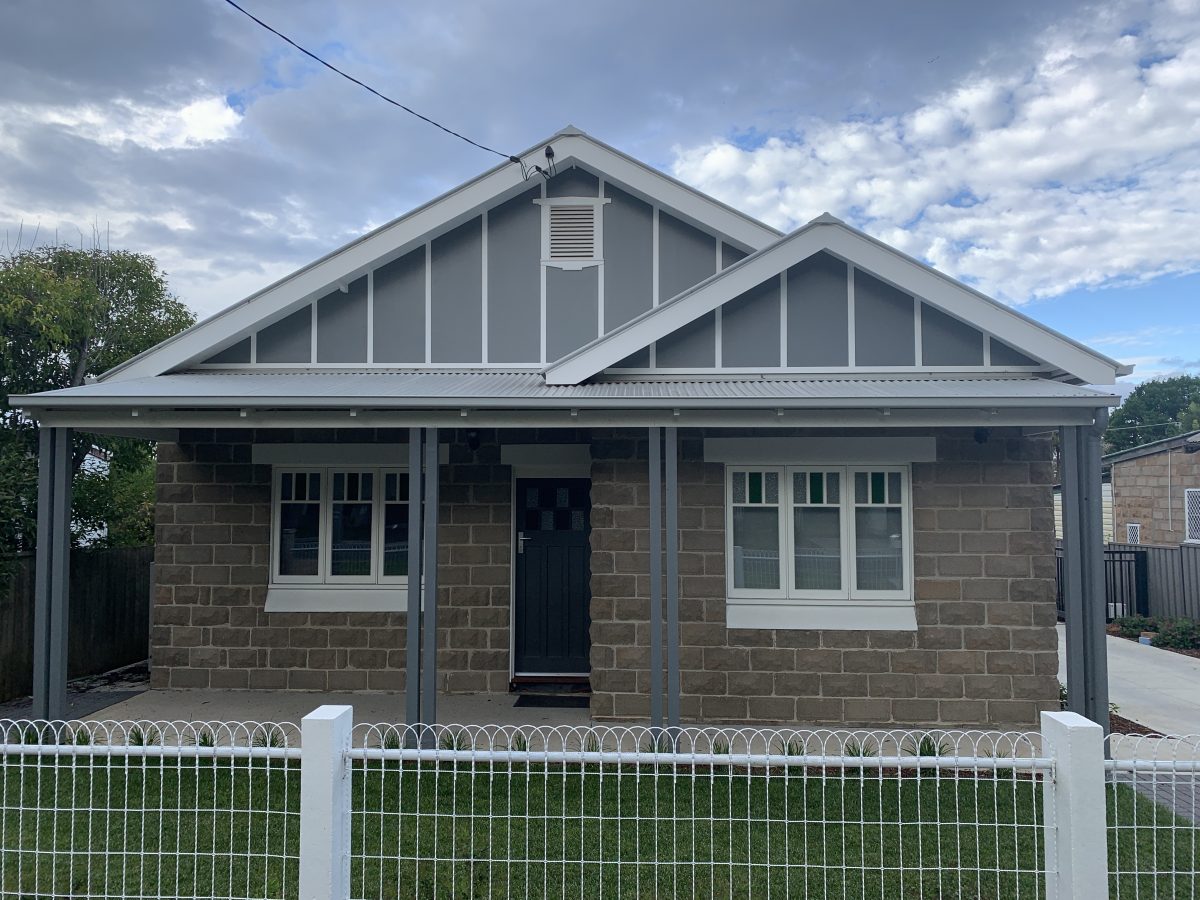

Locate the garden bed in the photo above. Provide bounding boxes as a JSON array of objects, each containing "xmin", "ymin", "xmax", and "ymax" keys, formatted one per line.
[{"xmin": 1109, "ymin": 616, "xmax": 1200, "ymax": 659}]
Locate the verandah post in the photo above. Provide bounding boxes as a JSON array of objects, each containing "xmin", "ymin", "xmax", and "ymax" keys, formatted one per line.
[
  {"xmin": 1040, "ymin": 710, "xmax": 1108, "ymax": 900},
  {"xmin": 300, "ymin": 704, "xmax": 354, "ymax": 900}
]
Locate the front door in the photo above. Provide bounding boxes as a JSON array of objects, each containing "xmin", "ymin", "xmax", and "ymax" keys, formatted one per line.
[{"xmin": 513, "ymin": 478, "xmax": 591, "ymax": 676}]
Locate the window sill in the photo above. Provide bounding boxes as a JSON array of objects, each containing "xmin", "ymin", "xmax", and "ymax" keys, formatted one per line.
[
  {"xmin": 265, "ymin": 586, "xmax": 407, "ymax": 613},
  {"xmin": 725, "ymin": 598, "xmax": 917, "ymax": 631}
]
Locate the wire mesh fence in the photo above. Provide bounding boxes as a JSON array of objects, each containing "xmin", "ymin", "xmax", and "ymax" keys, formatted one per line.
[
  {"xmin": 1106, "ymin": 732, "xmax": 1200, "ymax": 899},
  {"xmin": 349, "ymin": 723, "xmax": 1049, "ymax": 899},
  {"xmin": 3, "ymin": 712, "xmax": 1199, "ymax": 899},
  {"xmin": 0, "ymin": 718, "xmax": 300, "ymax": 899}
]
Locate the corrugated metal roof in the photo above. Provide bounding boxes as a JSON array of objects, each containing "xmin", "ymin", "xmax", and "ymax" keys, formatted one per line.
[{"xmin": 13, "ymin": 372, "xmax": 1117, "ymax": 410}]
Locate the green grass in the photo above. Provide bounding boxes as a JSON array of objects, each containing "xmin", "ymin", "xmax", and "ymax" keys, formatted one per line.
[{"xmin": 0, "ymin": 756, "xmax": 1194, "ymax": 898}]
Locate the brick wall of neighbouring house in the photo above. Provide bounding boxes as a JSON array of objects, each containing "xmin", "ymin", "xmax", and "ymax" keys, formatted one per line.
[
  {"xmin": 1110, "ymin": 449, "xmax": 1200, "ymax": 546},
  {"xmin": 587, "ymin": 427, "xmax": 1060, "ymax": 728},
  {"xmin": 151, "ymin": 428, "xmax": 518, "ymax": 693}
]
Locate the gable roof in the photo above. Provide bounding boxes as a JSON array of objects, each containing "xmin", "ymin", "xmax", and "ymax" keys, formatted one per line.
[
  {"xmin": 99, "ymin": 125, "xmax": 783, "ymax": 383},
  {"xmin": 544, "ymin": 214, "xmax": 1131, "ymax": 387}
]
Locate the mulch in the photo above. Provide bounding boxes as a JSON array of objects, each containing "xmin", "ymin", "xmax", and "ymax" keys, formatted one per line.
[{"xmin": 1110, "ymin": 713, "xmax": 1164, "ymax": 737}]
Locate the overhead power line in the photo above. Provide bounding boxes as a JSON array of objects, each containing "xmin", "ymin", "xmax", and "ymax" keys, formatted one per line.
[{"xmin": 220, "ymin": 0, "xmax": 521, "ymax": 165}]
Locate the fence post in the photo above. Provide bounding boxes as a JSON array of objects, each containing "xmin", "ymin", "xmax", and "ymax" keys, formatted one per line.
[
  {"xmin": 301, "ymin": 705, "xmax": 353, "ymax": 900},
  {"xmin": 1041, "ymin": 710, "xmax": 1108, "ymax": 900}
]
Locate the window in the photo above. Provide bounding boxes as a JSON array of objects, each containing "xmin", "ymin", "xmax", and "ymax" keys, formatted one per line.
[
  {"xmin": 272, "ymin": 467, "xmax": 408, "ymax": 586},
  {"xmin": 1186, "ymin": 490, "xmax": 1200, "ymax": 543},
  {"xmin": 726, "ymin": 465, "xmax": 912, "ymax": 604},
  {"xmin": 537, "ymin": 196, "xmax": 609, "ymax": 270},
  {"xmin": 1125, "ymin": 523, "xmax": 1141, "ymax": 545}
]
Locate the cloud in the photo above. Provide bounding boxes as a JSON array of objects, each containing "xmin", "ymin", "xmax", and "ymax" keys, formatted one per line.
[
  {"xmin": 12, "ymin": 95, "xmax": 242, "ymax": 152},
  {"xmin": 1087, "ymin": 324, "xmax": 1200, "ymax": 349},
  {"xmin": 671, "ymin": 0, "xmax": 1200, "ymax": 305}
]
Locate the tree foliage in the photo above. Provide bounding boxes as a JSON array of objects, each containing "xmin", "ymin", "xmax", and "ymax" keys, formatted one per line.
[
  {"xmin": 0, "ymin": 246, "xmax": 194, "ymax": 552},
  {"xmin": 1104, "ymin": 375, "xmax": 1200, "ymax": 454}
]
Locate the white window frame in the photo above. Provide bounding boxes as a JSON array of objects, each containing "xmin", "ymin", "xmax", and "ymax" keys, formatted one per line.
[
  {"xmin": 724, "ymin": 464, "xmax": 915, "ymax": 629},
  {"xmin": 1185, "ymin": 489, "xmax": 1200, "ymax": 543},
  {"xmin": 270, "ymin": 466, "xmax": 409, "ymax": 588}
]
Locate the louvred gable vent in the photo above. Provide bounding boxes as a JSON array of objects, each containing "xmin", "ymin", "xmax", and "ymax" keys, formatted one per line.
[{"xmin": 548, "ymin": 205, "xmax": 596, "ymax": 259}]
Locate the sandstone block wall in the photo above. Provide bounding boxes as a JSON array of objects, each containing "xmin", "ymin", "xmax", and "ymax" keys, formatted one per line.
[
  {"xmin": 152, "ymin": 428, "xmax": 529, "ymax": 693},
  {"xmin": 587, "ymin": 427, "xmax": 1060, "ymax": 727},
  {"xmin": 1111, "ymin": 449, "xmax": 1200, "ymax": 546}
]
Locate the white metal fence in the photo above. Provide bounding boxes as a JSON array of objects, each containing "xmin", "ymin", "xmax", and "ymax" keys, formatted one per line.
[{"xmin": 0, "ymin": 710, "xmax": 1196, "ymax": 898}]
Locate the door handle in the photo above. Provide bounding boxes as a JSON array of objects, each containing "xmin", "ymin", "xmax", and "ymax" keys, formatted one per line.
[{"xmin": 517, "ymin": 532, "xmax": 530, "ymax": 554}]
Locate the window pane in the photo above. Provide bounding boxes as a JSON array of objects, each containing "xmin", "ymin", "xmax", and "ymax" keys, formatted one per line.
[
  {"xmin": 794, "ymin": 507, "xmax": 841, "ymax": 590},
  {"xmin": 748, "ymin": 472, "xmax": 763, "ymax": 504},
  {"xmin": 732, "ymin": 507, "xmax": 779, "ymax": 590},
  {"xmin": 764, "ymin": 471, "xmax": 779, "ymax": 503},
  {"xmin": 855, "ymin": 507, "xmax": 904, "ymax": 590},
  {"xmin": 281, "ymin": 473, "xmax": 293, "ymax": 502},
  {"xmin": 887, "ymin": 472, "xmax": 902, "ymax": 504},
  {"xmin": 827, "ymin": 472, "xmax": 840, "ymax": 504},
  {"xmin": 331, "ymin": 502, "xmax": 373, "ymax": 576},
  {"xmin": 732, "ymin": 471, "xmax": 746, "ymax": 504},
  {"xmin": 308, "ymin": 473, "xmax": 321, "ymax": 501},
  {"xmin": 278, "ymin": 502, "xmax": 320, "ymax": 576},
  {"xmin": 855, "ymin": 472, "xmax": 868, "ymax": 504},
  {"xmin": 333, "ymin": 472, "xmax": 345, "ymax": 501},
  {"xmin": 383, "ymin": 503, "xmax": 409, "ymax": 576},
  {"xmin": 793, "ymin": 472, "xmax": 807, "ymax": 504},
  {"xmin": 871, "ymin": 472, "xmax": 886, "ymax": 504},
  {"xmin": 809, "ymin": 472, "xmax": 824, "ymax": 505}
]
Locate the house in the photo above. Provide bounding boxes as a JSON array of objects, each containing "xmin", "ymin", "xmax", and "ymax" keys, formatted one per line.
[
  {"xmin": 12, "ymin": 126, "xmax": 1127, "ymax": 729},
  {"xmin": 1104, "ymin": 430, "xmax": 1200, "ymax": 545},
  {"xmin": 1053, "ymin": 478, "xmax": 1113, "ymax": 543}
]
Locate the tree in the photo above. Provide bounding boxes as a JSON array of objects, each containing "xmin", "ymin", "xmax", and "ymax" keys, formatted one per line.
[
  {"xmin": 0, "ymin": 246, "xmax": 195, "ymax": 553},
  {"xmin": 1104, "ymin": 375, "xmax": 1200, "ymax": 454}
]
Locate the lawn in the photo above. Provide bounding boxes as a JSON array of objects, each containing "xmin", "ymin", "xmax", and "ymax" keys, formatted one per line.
[{"xmin": 0, "ymin": 755, "xmax": 1194, "ymax": 898}]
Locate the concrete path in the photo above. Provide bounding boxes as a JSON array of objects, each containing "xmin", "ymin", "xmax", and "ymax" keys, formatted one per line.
[{"xmin": 1058, "ymin": 623, "xmax": 1200, "ymax": 736}]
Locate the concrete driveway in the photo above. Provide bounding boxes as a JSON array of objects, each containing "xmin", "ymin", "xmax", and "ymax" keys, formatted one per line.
[{"xmin": 1058, "ymin": 623, "xmax": 1200, "ymax": 736}]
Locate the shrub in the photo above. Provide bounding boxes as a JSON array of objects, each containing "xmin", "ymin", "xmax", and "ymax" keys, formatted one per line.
[
  {"xmin": 1151, "ymin": 618, "xmax": 1200, "ymax": 650},
  {"xmin": 1112, "ymin": 615, "xmax": 1161, "ymax": 639}
]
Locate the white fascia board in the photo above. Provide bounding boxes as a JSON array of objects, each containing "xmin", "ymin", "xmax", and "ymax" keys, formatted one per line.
[
  {"xmin": 29, "ymin": 405, "xmax": 1110, "ymax": 434},
  {"xmin": 545, "ymin": 221, "xmax": 1125, "ymax": 386},
  {"xmin": 101, "ymin": 131, "xmax": 781, "ymax": 384}
]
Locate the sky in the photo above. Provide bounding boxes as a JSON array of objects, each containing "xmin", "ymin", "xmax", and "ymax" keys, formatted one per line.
[{"xmin": 1, "ymin": 0, "xmax": 1197, "ymax": 389}]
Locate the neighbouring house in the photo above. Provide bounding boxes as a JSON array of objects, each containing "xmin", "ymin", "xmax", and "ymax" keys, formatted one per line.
[
  {"xmin": 1105, "ymin": 430, "xmax": 1200, "ymax": 546},
  {"xmin": 1053, "ymin": 478, "xmax": 1114, "ymax": 543},
  {"xmin": 13, "ymin": 126, "xmax": 1128, "ymax": 728}
]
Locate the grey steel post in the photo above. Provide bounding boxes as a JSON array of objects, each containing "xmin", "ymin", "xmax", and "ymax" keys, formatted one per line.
[
  {"xmin": 405, "ymin": 428, "xmax": 423, "ymax": 729},
  {"xmin": 32, "ymin": 428, "xmax": 56, "ymax": 720},
  {"xmin": 647, "ymin": 427, "xmax": 663, "ymax": 730},
  {"xmin": 1059, "ymin": 425, "xmax": 1086, "ymax": 718},
  {"xmin": 664, "ymin": 426, "xmax": 681, "ymax": 731},
  {"xmin": 421, "ymin": 427, "xmax": 440, "ymax": 736},
  {"xmin": 1080, "ymin": 410, "xmax": 1111, "ymax": 733},
  {"xmin": 32, "ymin": 427, "xmax": 72, "ymax": 721}
]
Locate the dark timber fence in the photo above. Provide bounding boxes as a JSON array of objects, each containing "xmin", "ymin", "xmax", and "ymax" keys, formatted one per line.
[
  {"xmin": 1056, "ymin": 541, "xmax": 1200, "ymax": 622},
  {"xmin": 0, "ymin": 545, "xmax": 152, "ymax": 702}
]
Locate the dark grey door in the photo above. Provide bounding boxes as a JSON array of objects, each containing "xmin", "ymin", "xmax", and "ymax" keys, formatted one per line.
[{"xmin": 514, "ymin": 478, "xmax": 592, "ymax": 675}]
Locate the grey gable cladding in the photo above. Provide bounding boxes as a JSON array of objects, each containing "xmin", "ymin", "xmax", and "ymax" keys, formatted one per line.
[{"xmin": 199, "ymin": 167, "xmax": 743, "ymax": 370}]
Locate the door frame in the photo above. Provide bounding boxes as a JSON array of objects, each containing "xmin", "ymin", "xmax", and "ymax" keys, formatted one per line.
[{"xmin": 502, "ymin": 444, "xmax": 593, "ymax": 681}]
